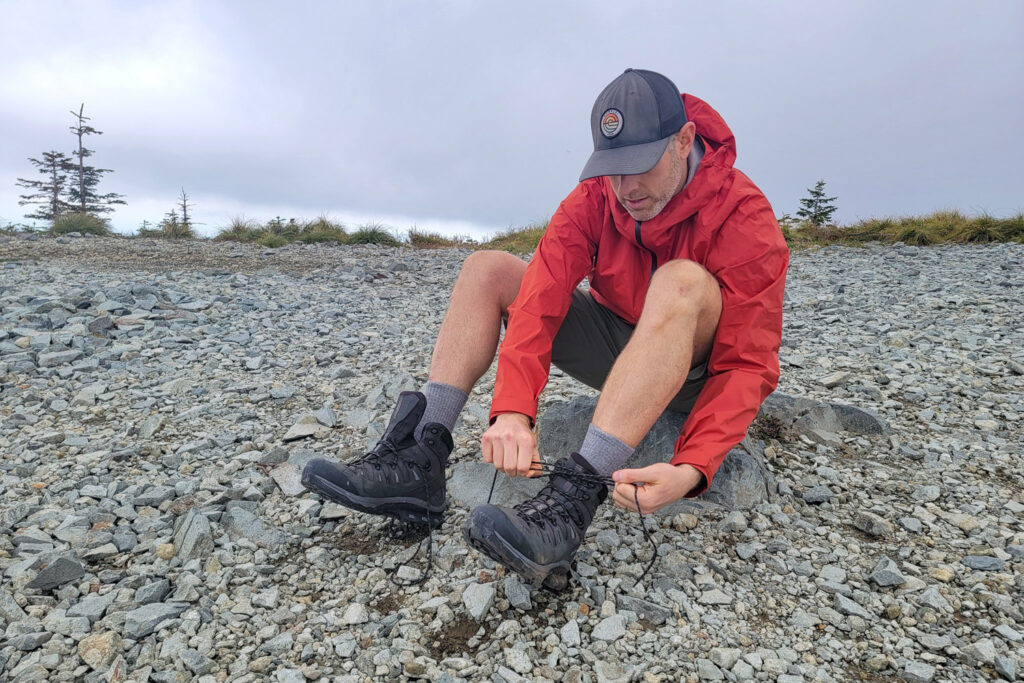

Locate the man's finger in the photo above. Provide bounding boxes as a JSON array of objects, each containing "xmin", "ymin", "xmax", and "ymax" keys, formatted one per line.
[
  {"xmin": 613, "ymin": 467, "xmax": 648, "ymax": 484},
  {"xmin": 516, "ymin": 437, "xmax": 534, "ymax": 477},
  {"xmin": 481, "ymin": 435, "xmax": 492, "ymax": 463}
]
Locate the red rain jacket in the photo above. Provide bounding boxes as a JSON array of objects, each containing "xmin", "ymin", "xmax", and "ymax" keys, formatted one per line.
[{"xmin": 489, "ymin": 94, "xmax": 789, "ymax": 495}]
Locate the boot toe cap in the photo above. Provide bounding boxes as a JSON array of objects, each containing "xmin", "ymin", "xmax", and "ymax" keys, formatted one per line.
[{"xmin": 302, "ymin": 458, "xmax": 359, "ymax": 494}]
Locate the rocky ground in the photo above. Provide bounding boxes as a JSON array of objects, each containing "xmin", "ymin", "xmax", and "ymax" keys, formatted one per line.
[{"xmin": 0, "ymin": 233, "xmax": 1021, "ymax": 683}]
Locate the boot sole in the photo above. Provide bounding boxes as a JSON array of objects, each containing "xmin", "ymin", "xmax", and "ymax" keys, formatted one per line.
[
  {"xmin": 302, "ymin": 469, "xmax": 446, "ymax": 528},
  {"xmin": 462, "ymin": 514, "xmax": 571, "ymax": 591}
]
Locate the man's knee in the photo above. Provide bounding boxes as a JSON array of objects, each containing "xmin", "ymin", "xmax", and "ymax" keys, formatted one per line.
[
  {"xmin": 644, "ymin": 259, "xmax": 719, "ymax": 318},
  {"xmin": 457, "ymin": 250, "xmax": 528, "ymax": 303}
]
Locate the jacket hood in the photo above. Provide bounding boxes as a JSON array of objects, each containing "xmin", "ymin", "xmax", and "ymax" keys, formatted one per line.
[{"xmin": 603, "ymin": 93, "xmax": 738, "ymax": 234}]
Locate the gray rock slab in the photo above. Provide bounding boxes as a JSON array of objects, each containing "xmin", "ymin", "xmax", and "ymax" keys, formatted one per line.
[
  {"xmin": 591, "ymin": 614, "xmax": 627, "ymax": 642},
  {"xmin": 26, "ymin": 557, "xmax": 85, "ymax": 591},
  {"xmin": 504, "ymin": 576, "xmax": 532, "ymax": 611},
  {"xmin": 961, "ymin": 555, "xmax": 1004, "ymax": 571},
  {"xmin": 270, "ymin": 462, "xmax": 306, "ymax": 496},
  {"xmin": 535, "ymin": 395, "xmax": 773, "ymax": 510},
  {"xmin": 869, "ymin": 556, "xmax": 905, "ymax": 587},
  {"xmin": 463, "ymin": 582, "xmax": 495, "ymax": 621},
  {"xmin": 902, "ymin": 663, "xmax": 936, "ymax": 683},
  {"xmin": 123, "ymin": 602, "xmax": 189, "ymax": 638},
  {"xmin": 222, "ymin": 507, "xmax": 288, "ymax": 548},
  {"xmin": 854, "ymin": 511, "xmax": 893, "ymax": 537},
  {"xmin": 174, "ymin": 508, "xmax": 214, "ymax": 562},
  {"xmin": 615, "ymin": 595, "xmax": 672, "ymax": 625},
  {"xmin": 0, "ymin": 588, "xmax": 28, "ymax": 621},
  {"xmin": 135, "ymin": 579, "xmax": 172, "ymax": 605}
]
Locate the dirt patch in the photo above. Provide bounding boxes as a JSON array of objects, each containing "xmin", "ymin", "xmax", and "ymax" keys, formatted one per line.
[
  {"xmin": 371, "ymin": 592, "xmax": 406, "ymax": 616},
  {"xmin": 330, "ymin": 533, "xmax": 383, "ymax": 556},
  {"xmin": 427, "ymin": 614, "xmax": 486, "ymax": 659}
]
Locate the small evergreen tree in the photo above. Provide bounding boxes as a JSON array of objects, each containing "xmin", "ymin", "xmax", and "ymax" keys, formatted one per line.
[
  {"xmin": 796, "ymin": 179, "xmax": 838, "ymax": 227},
  {"xmin": 16, "ymin": 151, "xmax": 72, "ymax": 221},
  {"xmin": 67, "ymin": 103, "xmax": 126, "ymax": 215}
]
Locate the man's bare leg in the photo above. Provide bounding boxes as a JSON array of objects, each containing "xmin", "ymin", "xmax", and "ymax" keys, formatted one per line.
[
  {"xmin": 592, "ymin": 259, "xmax": 722, "ymax": 445},
  {"xmin": 427, "ymin": 251, "xmax": 528, "ymax": 393}
]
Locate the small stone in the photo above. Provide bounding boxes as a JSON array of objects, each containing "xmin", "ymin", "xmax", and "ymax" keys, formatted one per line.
[
  {"xmin": 699, "ymin": 589, "xmax": 733, "ymax": 605},
  {"xmin": 595, "ymin": 529, "xmax": 620, "ymax": 552},
  {"xmin": 560, "ymin": 620, "xmax": 581, "ymax": 647},
  {"xmin": 854, "ymin": 511, "xmax": 892, "ymax": 537},
  {"xmin": 504, "ymin": 575, "xmax": 532, "ymax": 610},
  {"xmin": 696, "ymin": 658, "xmax": 725, "ymax": 680},
  {"xmin": 868, "ymin": 556, "xmax": 905, "ymax": 587},
  {"xmin": 26, "ymin": 557, "xmax": 85, "ymax": 591},
  {"xmin": 591, "ymin": 614, "xmax": 626, "ymax": 642},
  {"xmin": 78, "ymin": 631, "xmax": 122, "ymax": 671},
  {"xmin": 135, "ymin": 579, "xmax": 172, "ymax": 605},
  {"xmin": 673, "ymin": 513, "xmax": 698, "ymax": 531},
  {"xmin": 994, "ymin": 655, "xmax": 1017, "ymax": 681},
  {"xmin": 270, "ymin": 462, "xmax": 306, "ymax": 496},
  {"xmin": 721, "ymin": 511, "xmax": 748, "ymax": 532},
  {"xmin": 994, "ymin": 624, "xmax": 1022, "ymax": 642},
  {"xmin": 963, "ymin": 638, "xmax": 996, "ymax": 666},
  {"xmin": 962, "ymin": 555, "xmax": 1004, "ymax": 571},
  {"xmin": 834, "ymin": 594, "xmax": 872, "ymax": 619},
  {"xmin": 900, "ymin": 517, "xmax": 924, "ymax": 533},
  {"xmin": 918, "ymin": 587, "xmax": 952, "ymax": 612},
  {"xmin": 123, "ymin": 602, "xmax": 188, "ymax": 638},
  {"xmin": 801, "ymin": 485, "xmax": 834, "ymax": 504},
  {"xmin": 911, "ymin": 485, "xmax": 941, "ymax": 502},
  {"xmin": 156, "ymin": 543, "xmax": 176, "ymax": 560},
  {"xmin": 710, "ymin": 648, "xmax": 741, "ymax": 669},
  {"xmin": 929, "ymin": 567, "xmax": 955, "ymax": 582},
  {"xmin": 342, "ymin": 603, "xmax": 368, "ymax": 625},
  {"xmin": 319, "ymin": 502, "xmax": 349, "ymax": 520},
  {"xmin": 462, "ymin": 582, "xmax": 496, "ymax": 621},
  {"xmin": 139, "ymin": 415, "xmax": 164, "ymax": 439}
]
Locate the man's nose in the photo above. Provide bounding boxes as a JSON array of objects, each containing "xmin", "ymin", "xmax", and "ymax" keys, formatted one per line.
[{"xmin": 616, "ymin": 174, "xmax": 639, "ymax": 194}]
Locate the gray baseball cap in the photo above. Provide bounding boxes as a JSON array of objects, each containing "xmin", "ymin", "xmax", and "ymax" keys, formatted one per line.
[{"xmin": 579, "ymin": 68, "xmax": 687, "ymax": 182}]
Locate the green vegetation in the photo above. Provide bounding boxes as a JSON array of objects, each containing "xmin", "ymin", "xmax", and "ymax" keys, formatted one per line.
[
  {"xmin": 346, "ymin": 223, "xmax": 403, "ymax": 247},
  {"xmin": 796, "ymin": 179, "xmax": 838, "ymax": 227},
  {"xmin": 50, "ymin": 212, "xmax": 111, "ymax": 236},
  {"xmin": 479, "ymin": 222, "xmax": 549, "ymax": 253},
  {"xmin": 782, "ymin": 210, "xmax": 1024, "ymax": 249},
  {"xmin": 408, "ymin": 226, "xmax": 475, "ymax": 249}
]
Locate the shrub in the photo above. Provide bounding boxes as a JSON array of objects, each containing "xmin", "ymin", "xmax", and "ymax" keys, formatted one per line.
[
  {"xmin": 408, "ymin": 227, "xmax": 475, "ymax": 249},
  {"xmin": 299, "ymin": 215, "xmax": 347, "ymax": 244},
  {"xmin": 257, "ymin": 233, "xmax": 287, "ymax": 248},
  {"xmin": 51, "ymin": 212, "xmax": 111, "ymax": 236},
  {"xmin": 215, "ymin": 217, "xmax": 263, "ymax": 242},
  {"xmin": 348, "ymin": 223, "xmax": 402, "ymax": 246},
  {"xmin": 480, "ymin": 222, "xmax": 548, "ymax": 253}
]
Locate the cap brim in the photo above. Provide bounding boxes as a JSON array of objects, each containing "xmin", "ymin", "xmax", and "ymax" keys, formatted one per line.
[{"xmin": 578, "ymin": 134, "xmax": 674, "ymax": 182}]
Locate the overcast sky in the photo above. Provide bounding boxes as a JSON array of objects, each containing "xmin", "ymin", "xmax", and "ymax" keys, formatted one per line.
[{"xmin": 2, "ymin": 1, "xmax": 1022, "ymax": 239}]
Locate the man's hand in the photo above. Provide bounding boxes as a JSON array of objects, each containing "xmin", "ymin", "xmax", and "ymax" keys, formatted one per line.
[
  {"xmin": 611, "ymin": 463, "xmax": 704, "ymax": 514},
  {"xmin": 481, "ymin": 413, "xmax": 542, "ymax": 478}
]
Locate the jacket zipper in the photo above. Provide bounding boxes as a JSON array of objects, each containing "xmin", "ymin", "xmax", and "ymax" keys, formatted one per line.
[{"xmin": 634, "ymin": 219, "xmax": 658, "ymax": 278}]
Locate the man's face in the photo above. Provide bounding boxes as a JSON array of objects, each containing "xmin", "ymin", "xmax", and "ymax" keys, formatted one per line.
[{"xmin": 609, "ymin": 124, "xmax": 693, "ymax": 222}]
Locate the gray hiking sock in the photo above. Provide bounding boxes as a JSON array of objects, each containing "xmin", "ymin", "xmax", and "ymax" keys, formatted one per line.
[
  {"xmin": 417, "ymin": 381, "xmax": 468, "ymax": 440},
  {"xmin": 578, "ymin": 423, "xmax": 635, "ymax": 477}
]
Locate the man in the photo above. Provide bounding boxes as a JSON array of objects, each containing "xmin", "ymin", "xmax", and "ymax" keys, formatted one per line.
[{"xmin": 303, "ymin": 68, "xmax": 789, "ymax": 590}]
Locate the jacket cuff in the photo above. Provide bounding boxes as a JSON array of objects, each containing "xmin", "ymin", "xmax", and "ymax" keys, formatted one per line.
[
  {"xmin": 670, "ymin": 456, "xmax": 714, "ymax": 498},
  {"xmin": 489, "ymin": 398, "xmax": 539, "ymax": 428}
]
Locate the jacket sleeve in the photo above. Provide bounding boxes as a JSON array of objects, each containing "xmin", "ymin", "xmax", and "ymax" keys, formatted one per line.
[
  {"xmin": 670, "ymin": 195, "xmax": 789, "ymax": 495},
  {"xmin": 489, "ymin": 183, "xmax": 601, "ymax": 424}
]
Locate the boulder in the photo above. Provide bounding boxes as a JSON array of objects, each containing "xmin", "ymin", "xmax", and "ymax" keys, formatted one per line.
[{"xmin": 449, "ymin": 395, "xmax": 774, "ymax": 513}]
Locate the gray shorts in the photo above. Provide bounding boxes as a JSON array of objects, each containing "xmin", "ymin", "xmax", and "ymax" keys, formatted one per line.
[{"xmin": 532, "ymin": 288, "xmax": 708, "ymax": 414}]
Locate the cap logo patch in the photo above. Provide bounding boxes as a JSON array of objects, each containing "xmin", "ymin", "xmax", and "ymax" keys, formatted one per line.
[{"xmin": 601, "ymin": 108, "xmax": 622, "ymax": 138}]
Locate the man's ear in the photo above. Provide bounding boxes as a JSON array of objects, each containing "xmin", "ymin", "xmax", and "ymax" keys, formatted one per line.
[{"xmin": 676, "ymin": 122, "xmax": 697, "ymax": 155}]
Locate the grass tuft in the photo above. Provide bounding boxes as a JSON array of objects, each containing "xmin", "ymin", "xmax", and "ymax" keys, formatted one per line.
[
  {"xmin": 50, "ymin": 213, "xmax": 112, "ymax": 236},
  {"xmin": 480, "ymin": 221, "xmax": 549, "ymax": 253},
  {"xmin": 347, "ymin": 223, "xmax": 402, "ymax": 246}
]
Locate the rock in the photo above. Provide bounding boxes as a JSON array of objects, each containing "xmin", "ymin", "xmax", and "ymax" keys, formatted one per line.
[
  {"xmin": 537, "ymin": 396, "xmax": 773, "ymax": 510},
  {"xmin": 696, "ymin": 658, "xmax": 724, "ymax": 680},
  {"xmin": 67, "ymin": 591, "xmax": 117, "ymax": 622},
  {"xmin": 918, "ymin": 587, "xmax": 952, "ymax": 612},
  {"xmin": 504, "ymin": 575, "xmax": 532, "ymax": 610},
  {"xmin": 123, "ymin": 602, "xmax": 189, "ymax": 638},
  {"xmin": 868, "ymin": 556, "xmax": 905, "ymax": 587},
  {"xmin": 963, "ymin": 638, "xmax": 996, "ymax": 666},
  {"xmin": 561, "ymin": 620, "xmax": 581, "ymax": 647},
  {"xmin": 918, "ymin": 633, "xmax": 951, "ymax": 650},
  {"xmin": 37, "ymin": 349, "xmax": 84, "ymax": 367},
  {"xmin": 994, "ymin": 624, "xmax": 1022, "ymax": 642},
  {"xmin": 591, "ymin": 614, "xmax": 626, "ymax": 642},
  {"xmin": 615, "ymin": 595, "xmax": 672, "ymax": 625},
  {"xmin": 902, "ymin": 662, "xmax": 935, "ymax": 683},
  {"xmin": 834, "ymin": 594, "xmax": 872, "ymax": 619},
  {"xmin": 698, "ymin": 589, "xmax": 733, "ymax": 605},
  {"xmin": 26, "ymin": 557, "xmax": 84, "ymax": 590},
  {"xmin": 135, "ymin": 579, "xmax": 172, "ymax": 605},
  {"xmin": 0, "ymin": 587, "xmax": 28, "ymax": 621},
  {"xmin": 139, "ymin": 415, "xmax": 164, "ymax": 438},
  {"xmin": 911, "ymin": 485, "xmax": 941, "ymax": 502},
  {"xmin": 994, "ymin": 656, "xmax": 1016, "ymax": 681},
  {"xmin": 174, "ymin": 508, "xmax": 213, "ymax": 561},
  {"xmin": 961, "ymin": 555, "xmax": 1004, "ymax": 571},
  {"xmin": 721, "ymin": 511, "xmax": 748, "ymax": 532},
  {"xmin": 853, "ymin": 511, "xmax": 892, "ymax": 537},
  {"xmin": 710, "ymin": 648, "xmax": 742, "ymax": 669},
  {"xmin": 463, "ymin": 582, "xmax": 495, "ymax": 620},
  {"xmin": 222, "ymin": 506, "xmax": 287, "ymax": 548},
  {"xmin": 270, "ymin": 462, "xmax": 306, "ymax": 496},
  {"xmin": 78, "ymin": 631, "xmax": 122, "ymax": 671},
  {"xmin": 283, "ymin": 415, "xmax": 329, "ymax": 441},
  {"xmin": 829, "ymin": 402, "xmax": 891, "ymax": 434},
  {"xmin": 801, "ymin": 484, "xmax": 834, "ymax": 504}
]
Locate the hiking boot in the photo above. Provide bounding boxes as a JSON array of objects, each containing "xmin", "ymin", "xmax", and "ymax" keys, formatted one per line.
[
  {"xmin": 301, "ymin": 391, "xmax": 453, "ymax": 527},
  {"xmin": 462, "ymin": 453, "xmax": 608, "ymax": 590}
]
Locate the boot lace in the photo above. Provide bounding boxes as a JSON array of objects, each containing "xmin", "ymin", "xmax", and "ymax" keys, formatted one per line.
[{"xmin": 391, "ymin": 455, "xmax": 659, "ymax": 588}]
